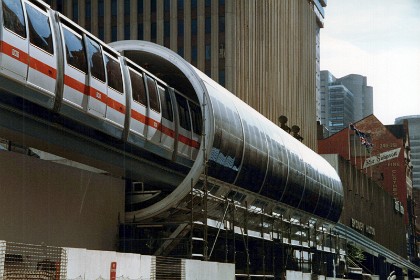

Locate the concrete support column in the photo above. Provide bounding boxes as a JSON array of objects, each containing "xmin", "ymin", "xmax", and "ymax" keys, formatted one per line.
[
  {"xmin": 225, "ymin": 0, "xmax": 235, "ymax": 92},
  {"xmin": 79, "ymin": 0, "xmax": 86, "ymax": 28},
  {"xmin": 170, "ymin": 0, "xmax": 177, "ymax": 52},
  {"xmin": 117, "ymin": 0, "xmax": 124, "ymax": 40},
  {"xmin": 92, "ymin": 0, "xmax": 99, "ymax": 35},
  {"xmin": 143, "ymin": 0, "xmax": 151, "ymax": 41},
  {"xmin": 104, "ymin": 0, "xmax": 111, "ymax": 42},
  {"xmin": 130, "ymin": 0, "xmax": 138, "ymax": 39},
  {"xmin": 210, "ymin": 0, "xmax": 219, "ymax": 81},
  {"xmin": 156, "ymin": 0, "xmax": 164, "ymax": 45},
  {"xmin": 184, "ymin": 0, "xmax": 191, "ymax": 62},
  {"xmin": 197, "ymin": 0, "xmax": 205, "ymax": 71}
]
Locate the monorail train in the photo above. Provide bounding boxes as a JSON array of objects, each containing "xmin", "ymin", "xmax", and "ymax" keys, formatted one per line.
[{"xmin": 0, "ymin": 0, "xmax": 343, "ymax": 223}]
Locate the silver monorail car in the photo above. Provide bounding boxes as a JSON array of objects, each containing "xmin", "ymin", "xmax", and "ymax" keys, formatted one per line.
[{"xmin": 0, "ymin": 0, "xmax": 343, "ymax": 223}]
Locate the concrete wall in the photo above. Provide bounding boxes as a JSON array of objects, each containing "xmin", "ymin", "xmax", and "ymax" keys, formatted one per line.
[
  {"xmin": 66, "ymin": 248, "xmax": 153, "ymax": 279},
  {"xmin": 66, "ymin": 247, "xmax": 235, "ymax": 280},
  {"xmin": 0, "ymin": 151, "xmax": 124, "ymax": 250},
  {"xmin": 185, "ymin": 259, "xmax": 234, "ymax": 280}
]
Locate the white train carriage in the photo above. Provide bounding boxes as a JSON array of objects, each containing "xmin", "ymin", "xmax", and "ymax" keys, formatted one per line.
[{"xmin": 0, "ymin": 0, "xmax": 201, "ymax": 167}]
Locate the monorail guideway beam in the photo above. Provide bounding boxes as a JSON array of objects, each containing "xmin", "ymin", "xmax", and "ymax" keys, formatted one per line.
[{"xmin": 0, "ymin": 98, "xmax": 185, "ymax": 187}]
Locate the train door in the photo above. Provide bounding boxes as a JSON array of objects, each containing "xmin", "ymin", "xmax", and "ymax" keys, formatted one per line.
[
  {"xmin": 25, "ymin": 1, "xmax": 57, "ymax": 98},
  {"xmin": 103, "ymin": 51, "xmax": 125, "ymax": 128},
  {"xmin": 144, "ymin": 74, "xmax": 162, "ymax": 143},
  {"xmin": 175, "ymin": 93, "xmax": 193, "ymax": 159},
  {"xmin": 189, "ymin": 101, "xmax": 202, "ymax": 159},
  {"xmin": 128, "ymin": 66, "xmax": 148, "ymax": 139},
  {"xmin": 157, "ymin": 84, "xmax": 175, "ymax": 152},
  {"xmin": 0, "ymin": 0, "xmax": 29, "ymax": 81},
  {"xmin": 85, "ymin": 36, "xmax": 107, "ymax": 118},
  {"xmin": 60, "ymin": 22, "xmax": 88, "ymax": 110}
]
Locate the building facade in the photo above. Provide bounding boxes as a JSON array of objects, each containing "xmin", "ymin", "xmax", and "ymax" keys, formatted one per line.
[
  {"xmin": 45, "ymin": 0, "xmax": 325, "ymax": 151},
  {"xmin": 318, "ymin": 71, "xmax": 373, "ymax": 136},
  {"xmin": 319, "ymin": 115, "xmax": 417, "ymax": 260}
]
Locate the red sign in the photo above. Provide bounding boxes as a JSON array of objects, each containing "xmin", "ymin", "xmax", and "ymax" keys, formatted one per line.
[{"xmin": 110, "ymin": 262, "xmax": 117, "ymax": 280}]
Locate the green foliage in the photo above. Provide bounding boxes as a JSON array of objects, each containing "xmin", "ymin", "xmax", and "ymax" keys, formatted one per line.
[{"xmin": 347, "ymin": 244, "xmax": 366, "ymax": 263}]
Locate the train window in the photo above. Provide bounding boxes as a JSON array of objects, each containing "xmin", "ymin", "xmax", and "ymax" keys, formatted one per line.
[
  {"xmin": 158, "ymin": 86, "xmax": 173, "ymax": 121},
  {"xmin": 2, "ymin": 0, "xmax": 26, "ymax": 38},
  {"xmin": 104, "ymin": 54, "xmax": 123, "ymax": 93},
  {"xmin": 176, "ymin": 95, "xmax": 191, "ymax": 131},
  {"xmin": 62, "ymin": 26, "xmax": 87, "ymax": 73},
  {"xmin": 146, "ymin": 76, "xmax": 160, "ymax": 113},
  {"xmin": 86, "ymin": 38, "xmax": 105, "ymax": 82},
  {"xmin": 189, "ymin": 102, "xmax": 202, "ymax": 134},
  {"xmin": 129, "ymin": 69, "xmax": 147, "ymax": 105},
  {"xmin": 25, "ymin": 3, "xmax": 53, "ymax": 55}
]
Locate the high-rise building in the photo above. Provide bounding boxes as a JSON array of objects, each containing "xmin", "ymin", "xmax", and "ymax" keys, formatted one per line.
[
  {"xmin": 319, "ymin": 71, "xmax": 373, "ymax": 136},
  {"xmin": 46, "ymin": 0, "xmax": 326, "ymax": 151},
  {"xmin": 338, "ymin": 74, "xmax": 373, "ymax": 122},
  {"xmin": 396, "ymin": 116, "xmax": 420, "ymax": 190}
]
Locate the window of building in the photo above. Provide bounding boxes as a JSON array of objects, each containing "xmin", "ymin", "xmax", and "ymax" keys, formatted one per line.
[
  {"xmin": 219, "ymin": 16, "xmax": 225, "ymax": 33},
  {"xmin": 191, "ymin": 0, "xmax": 197, "ymax": 9},
  {"xmin": 138, "ymin": 23, "xmax": 144, "ymax": 39},
  {"xmin": 192, "ymin": 46, "xmax": 197, "ymax": 63},
  {"xmin": 205, "ymin": 45, "xmax": 211, "ymax": 60},
  {"xmin": 56, "ymin": 0, "xmax": 63, "ymax": 12},
  {"xmin": 178, "ymin": 0, "xmax": 184, "ymax": 8},
  {"xmin": 177, "ymin": 47, "xmax": 184, "ymax": 56},
  {"xmin": 124, "ymin": 0, "xmax": 130, "ymax": 16},
  {"xmin": 111, "ymin": 26, "xmax": 117, "ymax": 41},
  {"xmin": 98, "ymin": 0, "xmax": 104, "ymax": 17},
  {"xmin": 151, "ymin": 0, "xmax": 157, "ymax": 12},
  {"xmin": 98, "ymin": 26, "xmax": 104, "ymax": 40},
  {"xmin": 191, "ymin": 18, "xmax": 197, "ymax": 36},
  {"xmin": 72, "ymin": 0, "xmax": 78, "ymax": 21},
  {"xmin": 86, "ymin": 0, "xmax": 91, "ymax": 19},
  {"xmin": 111, "ymin": 0, "xmax": 117, "ymax": 16},
  {"xmin": 138, "ymin": 0, "xmax": 144, "ymax": 14},
  {"xmin": 205, "ymin": 16, "xmax": 211, "ymax": 34},
  {"xmin": 124, "ymin": 24, "xmax": 130, "ymax": 40},
  {"xmin": 219, "ymin": 70, "xmax": 225, "ymax": 86},
  {"xmin": 151, "ymin": 22, "xmax": 157, "ymax": 42},
  {"xmin": 177, "ymin": 20, "xmax": 184, "ymax": 36}
]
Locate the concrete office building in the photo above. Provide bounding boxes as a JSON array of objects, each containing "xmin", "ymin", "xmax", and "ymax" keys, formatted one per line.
[
  {"xmin": 396, "ymin": 116, "xmax": 420, "ymax": 190},
  {"xmin": 319, "ymin": 71, "xmax": 373, "ymax": 136},
  {"xmin": 46, "ymin": 0, "xmax": 326, "ymax": 151},
  {"xmin": 338, "ymin": 74, "xmax": 373, "ymax": 122}
]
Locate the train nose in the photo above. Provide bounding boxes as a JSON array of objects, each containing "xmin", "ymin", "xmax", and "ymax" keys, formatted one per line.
[{"xmin": 110, "ymin": 40, "xmax": 213, "ymax": 221}]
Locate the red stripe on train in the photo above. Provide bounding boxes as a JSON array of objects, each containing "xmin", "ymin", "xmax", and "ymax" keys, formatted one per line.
[
  {"xmin": 29, "ymin": 57, "xmax": 57, "ymax": 78},
  {"xmin": 0, "ymin": 41, "xmax": 29, "ymax": 64}
]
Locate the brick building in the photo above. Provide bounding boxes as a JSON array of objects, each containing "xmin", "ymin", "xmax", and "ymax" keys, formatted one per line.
[{"xmin": 319, "ymin": 114, "xmax": 416, "ymax": 259}]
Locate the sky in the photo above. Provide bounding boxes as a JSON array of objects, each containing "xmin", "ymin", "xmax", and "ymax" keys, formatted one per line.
[{"xmin": 320, "ymin": 0, "xmax": 420, "ymax": 125}]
